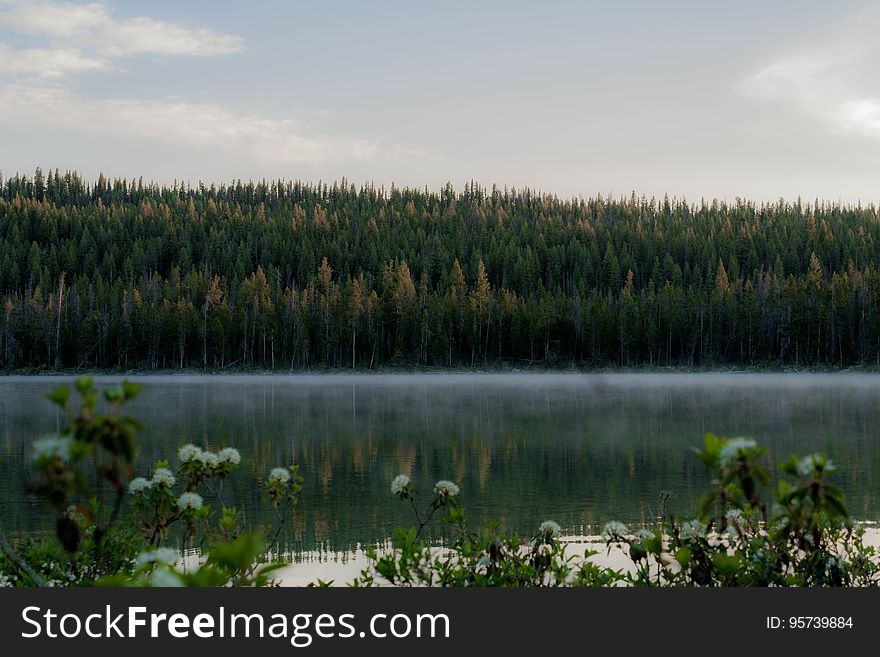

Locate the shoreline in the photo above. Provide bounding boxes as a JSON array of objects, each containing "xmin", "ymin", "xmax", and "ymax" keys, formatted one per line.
[
  {"xmin": 275, "ymin": 526, "xmax": 880, "ymax": 586},
  {"xmin": 4, "ymin": 364, "xmax": 880, "ymax": 377}
]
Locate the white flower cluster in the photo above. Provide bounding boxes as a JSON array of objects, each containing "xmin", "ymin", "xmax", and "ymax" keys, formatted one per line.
[
  {"xmin": 680, "ymin": 519, "xmax": 705, "ymax": 540},
  {"xmin": 539, "ymin": 520, "xmax": 562, "ymax": 536},
  {"xmin": 390, "ymin": 474, "xmax": 411, "ymax": 496},
  {"xmin": 0, "ymin": 573, "xmax": 15, "ymax": 587},
  {"xmin": 32, "ymin": 436, "xmax": 73, "ymax": 462},
  {"xmin": 719, "ymin": 438, "xmax": 757, "ymax": 465},
  {"xmin": 179, "ymin": 443, "xmax": 240, "ymax": 469},
  {"xmin": 797, "ymin": 455, "xmax": 817, "ymax": 477},
  {"xmin": 152, "ymin": 467, "xmax": 176, "ymax": 487},
  {"xmin": 602, "ymin": 521, "xmax": 629, "ymax": 538},
  {"xmin": 177, "ymin": 492, "xmax": 204, "ymax": 511},
  {"xmin": 219, "ymin": 447, "xmax": 241, "ymax": 465},
  {"xmin": 197, "ymin": 451, "xmax": 220, "ymax": 469},
  {"xmin": 724, "ymin": 509, "xmax": 744, "ymax": 537},
  {"xmin": 797, "ymin": 454, "xmax": 834, "ymax": 477},
  {"xmin": 135, "ymin": 548, "xmax": 179, "ymax": 568},
  {"xmin": 178, "ymin": 443, "xmax": 202, "ymax": 463},
  {"xmin": 635, "ymin": 528, "xmax": 654, "ymax": 540},
  {"xmin": 433, "ymin": 480, "xmax": 460, "ymax": 497},
  {"xmin": 129, "ymin": 477, "xmax": 152, "ymax": 494},
  {"xmin": 268, "ymin": 467, "xmax": 290, "ymax": 484}
]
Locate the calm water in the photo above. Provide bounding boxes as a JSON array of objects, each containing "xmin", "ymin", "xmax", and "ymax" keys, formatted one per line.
[{"xmin": 2, "ymin": 373, "xmax": 879, "ymax": 555}]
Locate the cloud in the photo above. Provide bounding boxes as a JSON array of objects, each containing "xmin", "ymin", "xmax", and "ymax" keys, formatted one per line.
[
  {"xmin": 0, "ymin": 3, "xmax": 427, "ymax": 169},
  {"xmin": 0, "ymin": 84, "xmax": 424, "ymax": 166},
  {"xmin": 0, "ymin": 42, "xmax": 111, "ymax": 77},
  {"xmin": 0, "ymin": 1, "xmax": 245, "ymax": 57},
  {"xmin": 739, "ymin": 5, "xmax": 880, "ymax": 139}
]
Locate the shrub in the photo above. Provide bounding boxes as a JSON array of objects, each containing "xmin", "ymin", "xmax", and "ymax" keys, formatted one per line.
[
  {"xmin": 0, "ymin": 378, "xmax": 300, "ymax": 587},
  {"xmin": 352, "ymin": 434, "xmax": 880, "ymax": 587}
]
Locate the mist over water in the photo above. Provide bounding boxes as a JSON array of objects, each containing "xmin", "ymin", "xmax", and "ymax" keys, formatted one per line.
[{"xmin": 2, "ymin": 373, "xmax": 879, "ymax": 554}]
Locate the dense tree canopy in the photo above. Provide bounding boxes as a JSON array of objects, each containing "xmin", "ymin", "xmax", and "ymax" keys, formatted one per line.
[{"xmin": 2, "ymin": 168, "xmax": 880, "ymax": 370}]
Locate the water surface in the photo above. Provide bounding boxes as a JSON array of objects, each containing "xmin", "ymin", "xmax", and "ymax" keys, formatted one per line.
[{"xmin": 2, "ymin": 373, "xmax": 879, "ymax": 556}]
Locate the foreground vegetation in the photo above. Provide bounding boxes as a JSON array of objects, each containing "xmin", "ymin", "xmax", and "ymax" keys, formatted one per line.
[
  {"xmin": 0, "ymin": 378, "xmax": 301, "ymax": 587},
  {"xmin": 357, "ymin": 435, "xmax": 877, "ymax": 587},
  {"xmin": 0, "ymin": 379, "xmax": 877, "ymax": 587},
  {"xmin": 3, "ymin": 170, "xmax": 880, "ymax": 371}
]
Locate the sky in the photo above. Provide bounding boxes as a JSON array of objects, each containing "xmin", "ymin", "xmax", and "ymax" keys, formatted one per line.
[{"xmin": 1, "ymin": 0, "xmax": 879, "ymax": 202}]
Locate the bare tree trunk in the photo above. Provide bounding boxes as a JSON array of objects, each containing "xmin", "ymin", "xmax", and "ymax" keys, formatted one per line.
[{"xmin": 55, "ymin": 272, "xmax": 65, "ymax": 369}]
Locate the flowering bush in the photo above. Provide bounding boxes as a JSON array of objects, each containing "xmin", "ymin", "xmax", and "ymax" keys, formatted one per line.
[
  {"xmin": 351, "ymin": 434, "xmax": 880, "ymax": 588},
  {"xmin": 0, "ymin": 378, "xmax": 300, "ymax": 587},
  {"xmin": 351, "ymin": 476, "xmax": 621, "ymax": 587},
  {"xmin": 618, "ymin": 434, "xmax": 879, "ymax": 587},
  {"xmin": 265, "ymin": 466, "xmax": 304, "ymax": 550},
  {"xmin": 598, "ymin": 434, "xmax": 878, "ymax": 587}
]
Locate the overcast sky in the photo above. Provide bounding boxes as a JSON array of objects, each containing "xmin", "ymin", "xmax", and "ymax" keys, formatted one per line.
[{"xmin": 1, "ymin": 0, "xmax": 879, "ymax": 202}]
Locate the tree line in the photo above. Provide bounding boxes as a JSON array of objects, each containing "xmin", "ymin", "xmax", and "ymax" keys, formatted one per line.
[{"xmin": 2, "ymin": 168, "xmax": 880, "ymax": 370}]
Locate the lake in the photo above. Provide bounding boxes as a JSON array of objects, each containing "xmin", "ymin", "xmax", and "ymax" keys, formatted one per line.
[{"xmin": 2, "ymin": 373, "xmax": 879, "ymax": 562}]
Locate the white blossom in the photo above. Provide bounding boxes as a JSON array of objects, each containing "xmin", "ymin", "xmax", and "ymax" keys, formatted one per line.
[
  {"xmin": 32, "ymin": 436, "xmax": 73, "ymax": 461},
  {"xmin": 390, "ymin": 474, "xmax": 411, "ymax": 496},
  {"xmin": 797, "ymin": 455, "xmax": 817, "ymax": 477},
  {"xmin": 539, "ymin": 520, "xmax": 562, "ymax": 536},
  {"xmin": 197, "ymin": 451, "xmax": 220, "ymax": 469},
  {"xmin": 680, "ymin": 519, "xmax": 705, "ymax": 540},
  {"xmin": 719, "ymin": 438, "xmax": 757, "ymax": 465},
  {"xmin": 129, "ymin": 477, "xmax": 152, "ymax": 494},
  {"xmin": 269, "ymin": 467, "xmax": 290, "ymax": 484},
  {"xmin": 135, "ymin": 548, "xmax": 178, "ymax": 568},
  {"xmin": 177, "ymin": 492, "xmax": 204, "ymax": 511},
  {"xmin": 177, "ymin": 443, "xmax": 203, "ymax": 463},
  {"xmin": 218, "ymin": 447, "xmax": 241, "ymax": 465},
  {"xmin": 635, "ymin": 528, "xmax": 654, "ymax": 540},
  {"xmin": 151, "ymin": 467, "xmax": 176, "ymax": 487},
  {"xmin": 796, "ymin": 454, "xmax": 835, "ymax": 477},
  {"xmin": 433, "ymin": 480, "xmax": 460, "ymax": 497},
  {"xmin": 602, "ymin": 521, "xmax": 629, "ymax": 538}
]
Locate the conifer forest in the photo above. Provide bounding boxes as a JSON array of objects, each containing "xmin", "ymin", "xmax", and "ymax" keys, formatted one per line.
[{"xmin": 2, "ymin": 168, "xmax": 880, "ymax": 371}]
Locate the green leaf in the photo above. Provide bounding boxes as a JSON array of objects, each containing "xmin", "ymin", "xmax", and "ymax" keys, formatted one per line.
[
  {"xmin": 629, "ymin": 543, "xmax": 647, "ymax": 562},
  {"xmin": 712, "ymin": 553, "xmax": 740, "ymax": 576},
  {"xmin": 121, "ymin": 380, "xmax": 143, "ymax": 400},
  {"xmin": 46, "ymin": 385, "xmax": 70, "ymax": 408},
  {"xmin": 206, "ymin": 532, "xmax": 265, "ymax": 572},
  {"xmin": 644, "ymin": 535, "xmax": 663, "ymax": 555},
  {"xmin": 104, "ymin": 387, "xmax": 124, "ymax": 402},
  {"xmin": 674, "ymin": 547, "xmax": 692, "ymax": 566},
  {"xmin": 74, "ymin": 377, "xmax": 94, "ymax": 395}
]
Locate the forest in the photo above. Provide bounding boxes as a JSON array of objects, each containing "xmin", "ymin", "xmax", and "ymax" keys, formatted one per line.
[{"xmin": 1, "ymin": 168, "xmax": 880, "ymax": 371}]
